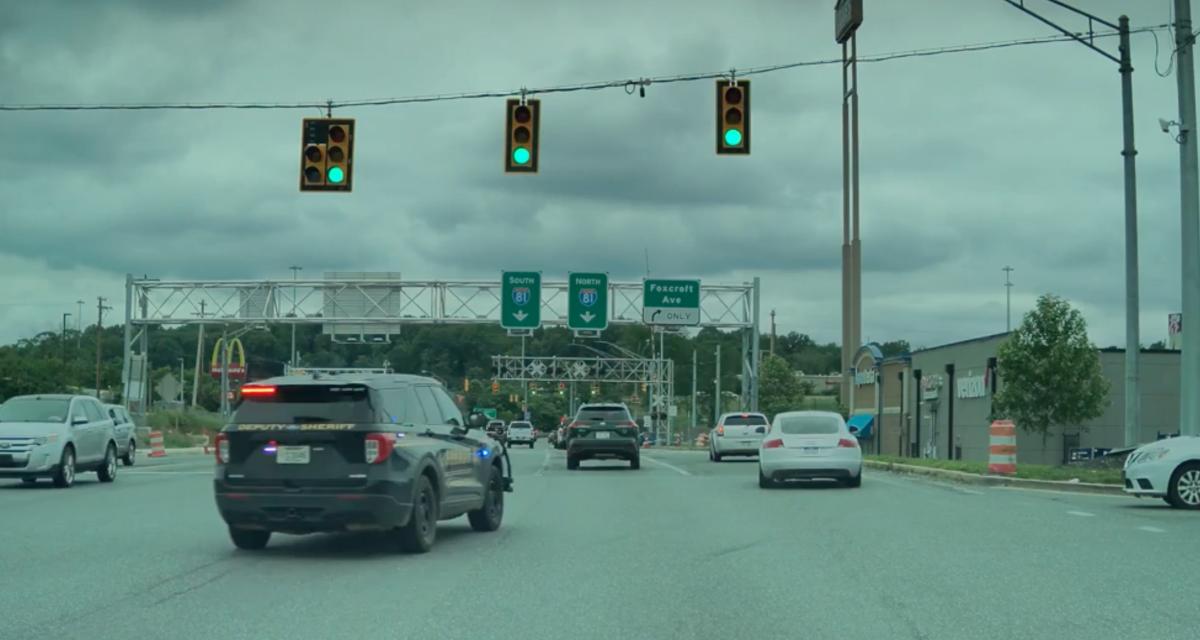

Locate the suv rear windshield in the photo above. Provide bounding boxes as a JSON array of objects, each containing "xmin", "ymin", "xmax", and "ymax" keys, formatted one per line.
[
  {"xmin": 778, "ymin": 415, "xmax": 841, "ymax": 435},
  {"xmin": 233, "ymin": 385, "xmax": 374, "ymax": 424},
  {"xmin": 723, "ymin": 414, "xmax": 767, "ymax": 426},
  {"xmin": 575, "ymin": 406, "xmax": 632, "ymax": 423},
  {"xmin": 509, "ymin": 422, "xmax": 531, "ymax": 429},
  {"xmin": 0, "ymin": 398, "xmax": 70, "ymax": 423}
]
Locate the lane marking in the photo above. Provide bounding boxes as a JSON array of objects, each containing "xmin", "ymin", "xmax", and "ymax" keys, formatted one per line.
[
  {"xmin": 534, "ymin": 448, "xmax": 552, "ymax": 476},
  {"xmin": 1137, "ymin": 525, "xmax": 1166, "ymax": 534},
  {"xmin": 1067, "ymin": 510, "xmax": 1096, "ymax": 517},
  {"xmin": 642, "ymin": 456, "xmax": 691, "ymax": 476}
]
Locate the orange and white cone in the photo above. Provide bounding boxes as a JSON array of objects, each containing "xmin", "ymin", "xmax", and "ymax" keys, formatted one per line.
[
  {"xmin": 148, "ymin": 431, "xmax": 167, "ymax": 458},
  {"xmin": 987, "ymin": 420, "xmax": 1016, "ymax": 475}
]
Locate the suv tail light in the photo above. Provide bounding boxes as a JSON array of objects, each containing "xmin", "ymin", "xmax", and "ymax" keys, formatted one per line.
[
  {"xmin": 715, "ymin": 425, "xmax": 725, "ymax": 436},
  {"xmin": 365, "ymin": 433, "xmax": 395, "ymax": 464},
  {"xmin": 240, "ymin": 385, "xmax": 276, "ymax": 397},
  {"xmin": 215, "ymin": 433, "xmax": 229, "ymax": 464},
  {"xmin": 763, "ymin": 438, "xmax": 783, "ymax": 449},
  {"xmin": 838, "ymin": 438, "xmax": 858, "ymax": 448}
]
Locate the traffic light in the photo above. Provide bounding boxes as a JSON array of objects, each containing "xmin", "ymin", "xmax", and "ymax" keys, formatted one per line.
[
  {"xmin": 716, "ymin": 80, "xmax": 750, "ymax": 155},
  {"xmin": 505, "ymin": 98, "xmax": 540, "ymax": 173},
  {"xmin": 463, "ymin": 378, "xmax": 471, "ymax": 392},
  {"xmin": 300, "ymin": 118, "xmax": 355, "ymax": 191},
  {"xmin": 491, "ymin": 380, "xmax": 500, "ymax": 394}
]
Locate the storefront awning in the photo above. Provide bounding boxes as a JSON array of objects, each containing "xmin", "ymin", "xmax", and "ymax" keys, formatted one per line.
[{"xmin": 847, "ymin": 413, "xmax": 874, "ymax": 439}]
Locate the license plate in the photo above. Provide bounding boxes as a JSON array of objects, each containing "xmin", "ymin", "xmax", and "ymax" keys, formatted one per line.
[
  {"xmin": 594, "ymin": 431, "xmax": 611, "ymax": 439},
  {"xmin": 801, "ymin": 447, "xmax": 820, "ymax": 456},
  {"xmin": 276, "ymin": 446, "xmax": 311, "ymax": 464},
  {"xmin": 741, "ymin": 440, "xmax": 754, "ymax": 445}
]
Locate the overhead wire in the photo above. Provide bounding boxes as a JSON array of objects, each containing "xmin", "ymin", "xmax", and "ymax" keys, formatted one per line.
[{"xmin": 0, "ymin": 24, "xmax": 1172, "ymax": 113}]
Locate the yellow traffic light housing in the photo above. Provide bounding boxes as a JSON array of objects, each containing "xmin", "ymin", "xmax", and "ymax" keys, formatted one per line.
[
  {"xmin": 716, "ymin": 79, "xmax": 750, "ymax": 155},
  {"xmin": 505, "ymin": 98, "xmax": 540, "ymax": 173},
  {"xmin": 300, "ymin": 117, "xmax": 355, "ymax": 191}
]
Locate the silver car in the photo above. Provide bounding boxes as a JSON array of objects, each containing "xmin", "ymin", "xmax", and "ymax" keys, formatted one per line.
[
  {"xmin": 0, "ymin": 394, "xmax": 121, "ymax": 488},
  {"xmin": 709, "ymin": 412, "xmax": 770, "ymax": 461},
  {"xmin": 104, "ymin": 403, "xmax": 139, "ymax": 465}
]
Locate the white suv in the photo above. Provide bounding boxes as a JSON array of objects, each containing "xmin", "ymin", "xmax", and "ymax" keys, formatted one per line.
[
  {"xmin": 0, "ymin": 394, "xmax": 121, "ymax": 488},
  {"xmin": 506, "ymin": 421, "xmax": 535, "ymax": 448}
]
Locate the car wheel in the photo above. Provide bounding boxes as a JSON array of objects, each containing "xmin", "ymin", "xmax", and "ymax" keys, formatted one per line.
[
  {"xmin": 21, "ymin": 477, "xmax": 37, "ymax": 485},
  {"xmin": 712, "ymin": 450, "xmax": 723, "ymax": 462},
  {"xmin": 844, "ymin": 471, "xmax": 862, "ymax": 488},
  {"xmin": 1167, "ymin": 461, "xmax": 1200, "ymax": 510},
  {"xmin": 121, "ymin": 441, "xmax": 136, "ymax": 466},
  {"xmin": 567, "ymin": 456, "xmax": 579, "ymax": 470},
  {"xmin": 97, "ymin": 444, "xmax": 118, "ymax": 483},
  {"xmin": 229, "ymin": 527, "xmax": 271, "ymax": 550},
  {"xmin": 758, "ymin": 467, "xmax": 774, "ymax": 489},
  {"xmin": 630, "ymin": 457, "xmax": 640, "ymax": 470},
  {"xmin": 468, "ymin": 465, "xmax": 504, "ymax": 532},
  {"xmin": 530, "ymin": 442, "xmax": 535, "ymax": 449},
  {"xmin": 397, "ymin": 475, "xmax": 438, "ymax": 553},
  {"xmin": 52, "ymin": 446, "xmax": 75, "ymax": 489}
]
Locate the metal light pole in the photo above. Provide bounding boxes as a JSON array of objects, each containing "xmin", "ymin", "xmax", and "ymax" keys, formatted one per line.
[
  {"xmin": 61, "ymin": 313, "xmax": 70, "ymax": 374},
  {"xmin": 691, "ymin": 348, "xmax": 698, "ymax": 434},
  {"xmin": 1003, "ymin": 266, "xmax": 1014, "ymax": 332},
  {"xmin": 1004, "ymin": 1, "xmax": 1141, "ymax": 447},
  {"xmin": 178, "ymin": 357, "xmax": 185, "ymax": 406},
  {"xmin": 714, "ymin": 344, "xmax": 722, "ymax": 424},
  {"xmin": 75, "ymin": 300, "xmax": 83, "ymax": 348},
  {"xmin": 289, "ymin": 265, "xmax": 302, "ymax": 367},
  {"xmin": 1174, "ymin": 0, "xmax": 1200, "ymax": 437}
]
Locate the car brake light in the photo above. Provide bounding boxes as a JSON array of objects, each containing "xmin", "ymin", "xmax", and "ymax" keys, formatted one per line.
[
  {"xmin": 763, "ymin": 438, "xmax": 783, "ymax": 449},
  {"xmin": 240, "ymin": 385, "xmax": 275, "ymax": 397},
  {"xmin": 215, "ymin": 433, "xmax": 229, "ymax": 464},
  {"xmin": 838, "ymin": 438, "xmax": 858, "ymax": 448},
  {"xmin": 716, "ymin": 425, "xmax": 725, "ymax": 436},
  {"xmin": 365, "ymin": 433, "xmax": 395, "ymax": 464}
]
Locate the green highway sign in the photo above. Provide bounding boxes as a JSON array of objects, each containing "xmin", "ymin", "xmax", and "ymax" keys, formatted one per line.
[
  {"xmin": 568, "ymin": 272, "xmax": 608, "ymax": 334},
  {"xmin": 501, "ymin": 271, "xmax": 541, "ymax": 331},
  {"xmin": 643, "ymin": 279, "xmax": 701, "ymax": 326}
]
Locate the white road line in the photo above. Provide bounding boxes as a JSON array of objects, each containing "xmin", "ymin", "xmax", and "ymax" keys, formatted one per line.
[
  {"xmin": 642, "ymin": 456, "xmax": 691, "ymax": 476},
  {"xmin": 1067, "ymin": 510, "xmax": 1096, "ymax": 517},
  {"xmin": 534, "ymin": 449, "xmax": 552, "ymax": 476},
  {"xmin": 1137, "ymin": 525, "xmax": 1166, "ymax": 534}
]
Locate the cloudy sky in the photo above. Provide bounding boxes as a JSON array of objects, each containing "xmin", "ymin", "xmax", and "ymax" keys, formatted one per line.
[{"xmin": 0, "ymin": 0, "xmax": 1191, "ymax": 350}]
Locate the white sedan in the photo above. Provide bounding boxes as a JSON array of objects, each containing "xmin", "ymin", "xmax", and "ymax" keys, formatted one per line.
[
  {"xmin": 1123, "ymin": 436, "xmax": 1200, "ymax": 509},
  {"xmin": 758, "ymin": 411, "xmax": 862, "ymax": 489}
]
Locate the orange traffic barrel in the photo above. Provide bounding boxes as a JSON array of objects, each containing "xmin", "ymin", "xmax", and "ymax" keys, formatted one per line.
[{"xmin": 987, "ymin": 420, "xmax": 1016, "ymax": 475}]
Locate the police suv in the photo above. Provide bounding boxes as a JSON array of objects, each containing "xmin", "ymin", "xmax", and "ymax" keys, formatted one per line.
[{"xmin": 213, "ymin": 373, "xmax": 511, "ymax": 553}]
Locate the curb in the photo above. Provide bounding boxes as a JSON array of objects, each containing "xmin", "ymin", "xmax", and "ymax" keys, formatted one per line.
[
  {"xmin": 148, "ymin": 447, "xmax": 209, "ymax": 455},
  {"xmin": 863, "ymin": 459, "xmax": 1125, "ymax": 496}
]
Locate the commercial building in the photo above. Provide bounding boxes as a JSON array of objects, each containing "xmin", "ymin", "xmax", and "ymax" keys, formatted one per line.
[{"xmin": 850, "ymin": 334, "xmax": 1182, "ymax": 466}]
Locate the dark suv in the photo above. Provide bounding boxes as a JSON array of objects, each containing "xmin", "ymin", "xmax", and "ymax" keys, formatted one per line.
[
  {"xmin": 213, "ymin": 373, "xmax": 511, "ymax": 553},
  {"xmin": 565, "ymin": 403, "xmax": 640, "ymax": 470}
]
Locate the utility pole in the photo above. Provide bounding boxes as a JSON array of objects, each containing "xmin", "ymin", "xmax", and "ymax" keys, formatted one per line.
[
  {"xmin": 61, "ymin": 313, "xmax": 70, "ymax": 375},
  {"xmin": 714, "ymin": 344, "xmax": 722, "ymax": 425},
  {"xmin": 192, "ymin": 300, "xmax": 207, "ymax": 408},
  {"xmin": 1003, "ymin": 266, "xmax": 1014, "ymax": 332},
  {"xmin": 289, "ymin": 265, "xmax": 302, "ymax": 367},
  {"xmin": 1175, "ymin": 0, "xmax": 1200, "ymax": 437},
  {"xmin": 1004, "ymin": 1, "xmax": 1141, "ymax": 447},
  {"xmin": 75, "ymin": 300, "xmax": 84, "ymax": 348},
  {"xmin": 179, "ymin": 357, "xmax": 186, "ymax": 406},
  {"xmin": 95, "ymin": 297, "xmax": 111, "ymax": 397},
  {"xmin": 769, "ymin": 309, "xmax": 776, "ymax": 356},
  {"xmin": 691, "ymin": 348, "xmax": 698, "ymax": 434}
]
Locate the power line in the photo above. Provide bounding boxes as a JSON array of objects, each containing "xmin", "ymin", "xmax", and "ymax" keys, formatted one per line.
[{"xmin": 0, "ymin": 25, "xmax": 1170, "ymax": 113}]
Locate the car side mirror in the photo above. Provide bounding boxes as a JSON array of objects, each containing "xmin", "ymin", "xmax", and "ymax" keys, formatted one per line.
[
  {"xmin": 466, "ymin": 412, "xmax": 488, "ymax": 429},
  {"xmin": 71, "ymin": 416, "xmax": 88, "ymax": 426}
]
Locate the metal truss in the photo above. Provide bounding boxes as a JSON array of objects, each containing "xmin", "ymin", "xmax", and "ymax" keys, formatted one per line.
[
  {"xmin": 125, "ymin": 276, "xmax": 757, "ymax": 329},
  {"xmin": 492, "ymin": 355, "xmax": 672, "ymax": 385}
]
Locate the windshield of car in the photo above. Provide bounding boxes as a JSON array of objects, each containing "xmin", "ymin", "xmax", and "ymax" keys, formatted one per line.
[
  {"xmin": 232, "ymin": 385, "xmax": 374, "ymax": 424},
  {"xmin": 777, "ymin": 415, "xmax": 842, "ymax": 435},
  {"xmin": 509, "ymin": 422, "xmax": 531, "ymax": 429},
  {"xmin": 0, "ymin": 398, "xmax": 70, "ymax": 423},
  {"xmin": 723, "ymin": 414, "xmax": 768, "ymax": 426},
  {"xmin": 575, "ymin": 406, "xmax": 632, "ymax": 423}
]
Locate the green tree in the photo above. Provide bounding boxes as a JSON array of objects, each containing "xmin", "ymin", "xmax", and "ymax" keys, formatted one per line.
[
  {"xmin": 992, "ymin": 294, "xmax": 1109, "ymax": 444},
  {"xmin": 757, "ymin": 354, "xmax": 806, "ymax": 419}
]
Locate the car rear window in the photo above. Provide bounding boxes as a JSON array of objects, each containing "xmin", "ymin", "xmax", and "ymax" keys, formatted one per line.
[
  {"xmin": 778, "ymin": 415, "xmax": 842, "ymax": 435},
  {"xmin": 232, "ymin": 385, "xmax": 374, "ymax": 424},
  {"xmin": 576, "ymin": 406, "xmax": 632, "ymax": 423},
  {"xmin": 510, "ymin": 422, "xmax": 531, "ymax": 429},
  {"xmin": 723, "ymin": 414, "xmax": 767, "ymax": 426},
  {"xmin": 0, "ymin": 398, "xmax": 70, "ymax": 423}
]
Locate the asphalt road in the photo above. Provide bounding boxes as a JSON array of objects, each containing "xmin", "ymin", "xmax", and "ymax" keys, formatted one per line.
[{"xmin": 2, "ymin": 446, "xmax": 1198, "ymax": 640}]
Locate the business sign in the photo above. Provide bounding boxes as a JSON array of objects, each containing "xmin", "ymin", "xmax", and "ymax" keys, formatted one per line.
[
  {"xmin": 956, "ymin": 373, "xmax": 987, "ymax": 399},
  {"xmin": 922, "ymin": 374, "xmax": 942, "ymax": 401},
  {"xmin": 854, "ymin": 368, "xmax": 877, "ymax": 386},
  {"xmin": 501, "ymin": 271, "xmax": 541, "ymax": 331},
  {"xmin": 210, "ymin": 337, "xmax": 247, "ymax": 380},
  {"xmin": 1169, "ymin": 313, "xmax": 1183, "ymax": 350},
  {"xmin": 643, "ymin": 279, "xmax": 701, "ymax": 326},
  {"xmin": 835, "ymin": 0, "xmax": 863, "ymax": 44},
  {"xmin": 568, "ymin": 272, "xmax": 608, "ymax": 334}
]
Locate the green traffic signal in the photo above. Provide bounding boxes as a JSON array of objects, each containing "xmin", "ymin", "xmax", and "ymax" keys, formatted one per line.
[
  {"xmin": 724, "ymin": 129, "xmax": 742, "ymax": 146},
  {"xmin": 513, "ymin": 148, "xmax": 531, "ymax": 165},
  {"xmin": 327, "ymin": 166, "xmax": 345, "ymax": 183}
]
